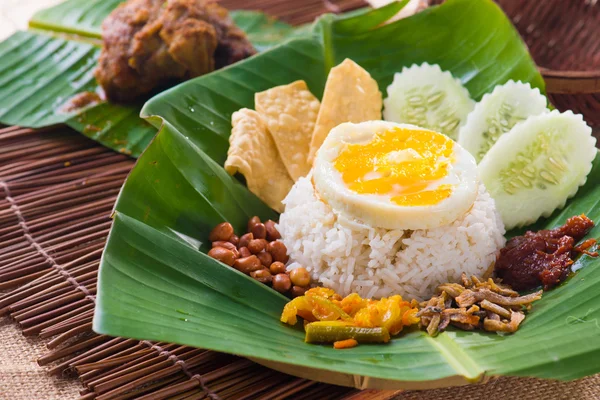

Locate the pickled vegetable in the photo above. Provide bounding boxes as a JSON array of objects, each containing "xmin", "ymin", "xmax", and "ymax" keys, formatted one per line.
[
  {"xmin": 281, "ymin": 287, "xmax": 419, "ymax": 347},
  {"xmin": 353, "ymin": 295, "xmax": 419, "ymax": 335},
  {"xmin": 281, "ymin": 288, "xmax": 347, "ymax": 325},
  {"xmin": 305, "ymin": 321, "xmax": 390, "ymax": 344},
  {"xmin": 333, "ymin": 338, "xmax": 359, "ymax": 349}
]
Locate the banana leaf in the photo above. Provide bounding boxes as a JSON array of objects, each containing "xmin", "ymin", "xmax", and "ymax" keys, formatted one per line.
[
  {"xmin": 29, "ymin": 0, "xmax": 122, "ymax": 38},
  {"xmin": 94, "ymin": 0, "xmax": 600, "ymax": 389},
  {"xmin": 0, "ymin": 0, "xmax": 298, "ymax": 157}
]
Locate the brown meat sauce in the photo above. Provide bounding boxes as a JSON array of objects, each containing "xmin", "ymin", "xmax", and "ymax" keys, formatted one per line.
[{"xmin": 495, "ymin": 214, "xmax": 596, "ymax": 291}]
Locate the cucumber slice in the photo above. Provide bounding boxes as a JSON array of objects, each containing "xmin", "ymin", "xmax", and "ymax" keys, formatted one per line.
[
  {"xmin": 458, "ymin": 80, "xmax": 548, "ymax": 162},
  {"xmin": 383, "ymin": 63, "xmax": 474, "ymax": 140},
  {"xmin": 479, "ymin": 110, "xmax": 596, "ymax": 229}
]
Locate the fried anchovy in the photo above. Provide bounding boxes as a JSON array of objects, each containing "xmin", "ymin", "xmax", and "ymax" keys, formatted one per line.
[
  {"xmin": 417, "ymin": 306, "xmax": 443, "ymax": 317},
  {"xmin": 437, "ymin": 283, "xmax": 464, "ymax": 298},
  {"xmin": 483, "ymin": 311, "xmax": 526, "ymax": 333},
  {"xmin": 456, "ymin": 289, "xmax": 542, "ymax": 308},
  {"xmin": 480, "ymin": 299, "xmax": 511, "ymax": 318}
]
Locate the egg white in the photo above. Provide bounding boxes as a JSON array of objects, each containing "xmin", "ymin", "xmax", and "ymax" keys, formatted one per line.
[{"xmin": 312, "ymin": 121, "xmax": 478, "ymax": 230}]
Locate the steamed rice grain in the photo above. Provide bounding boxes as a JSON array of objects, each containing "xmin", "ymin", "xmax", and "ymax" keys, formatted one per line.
[{"xmin": 277, "ymin": 176, "xmax": 506, "ymax": 301}]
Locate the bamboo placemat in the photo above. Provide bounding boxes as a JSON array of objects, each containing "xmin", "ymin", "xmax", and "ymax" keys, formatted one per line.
[
  {"xmin": 2, "ymin": 125, "xmax": 600, "ymax": 400},
  {"xmin": 1, "ymin": 1, "xmax": 600, "ymax": 399},
  {"xmin": 4, "ymin": 128, "xmax": 600, "ymax": 400}
]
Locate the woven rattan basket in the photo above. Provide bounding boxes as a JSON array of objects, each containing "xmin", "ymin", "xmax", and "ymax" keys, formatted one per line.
[
  {"xmin": 432, "ymin": 0, "xmax": 600, "ymax": 128},
  {"xmin": 498, "ymin": 0, "xmax": 600, "ymax": 129}
]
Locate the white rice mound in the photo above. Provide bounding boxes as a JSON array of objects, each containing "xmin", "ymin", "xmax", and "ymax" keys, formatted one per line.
[{"xmin": 277, "ymin": 177, "xmax": 506, "ymax": 301}]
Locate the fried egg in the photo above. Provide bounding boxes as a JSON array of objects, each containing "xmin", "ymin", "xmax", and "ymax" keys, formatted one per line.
[{"xmin": 312, "ymin": 121, "xmax": 478, "ymax": 230}]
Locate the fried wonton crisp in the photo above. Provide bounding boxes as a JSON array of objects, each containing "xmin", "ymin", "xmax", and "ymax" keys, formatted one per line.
[
  {"xmin": 255, "ymin": 80, "xmax": 320, "ymax": 181},
  {"xmin": 308, "ymin": 59, "xmax": 382, "ymax": 162},
  {"xmin": 224, "ymin": 109, "xmax": 293, "ymax": 212}
]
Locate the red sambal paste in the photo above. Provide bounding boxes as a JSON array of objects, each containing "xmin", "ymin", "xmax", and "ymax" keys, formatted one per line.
[{"xmin": 495, "ymin": 214, "xmax": 597, "ymax": 291}]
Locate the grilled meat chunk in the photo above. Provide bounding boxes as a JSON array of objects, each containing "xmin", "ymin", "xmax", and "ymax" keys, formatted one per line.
[{"xmin": 95, "ymin": 0, "xmax": 256, "ymax": 102}]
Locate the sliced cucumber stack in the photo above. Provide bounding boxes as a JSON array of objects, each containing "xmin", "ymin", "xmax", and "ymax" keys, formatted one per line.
[
  {"xmin": 458, "ymin": 81, "xmax": 548, "ymax": 162},
  {"xmin": 479, "ymin": 110, "xmax": 596, "ymax": 229},
  {"xmin": 383, "ymin": 63, "xmax": 474, "ymax": 140}
]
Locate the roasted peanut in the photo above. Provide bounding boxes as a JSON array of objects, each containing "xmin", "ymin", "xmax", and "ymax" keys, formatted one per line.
[
  {"xmin": 257, "ymin": 251, "xmax": 273, "ymax": 267},
  {"xmin": 228, "ymin": 234, "xmax": 240, "ymax": 247},
  {"xmin": 291, "ymin": 285, "xmax": 307, "ymax": 298},
  {"xmin": 239, "ymin": 247, "xmax": 251, "ymax": 258},
  {"xmin": 248, "ymin": 239, "xmax": 266, "ymax": 254},
  {"xmin": 208, "ymin": 247, "xmax": 236, "ymax": 267},
  {"xmin": 247, "ymin": 216, "xmax": 261, "ymax": 232},
  {"xmin": 272, "ymin": 273, "xmax": 292, "ymax": 293},
  {"xmin": 289, "ymin": 267, "xmax": 310, "ymax": 287},
  {"xmin": 268, "ymin": 241, "xmax": 289, "ymax": 263},
  {"xmin": 209, "ymin": 222, "xmax": 234, "ymax": 242},
  {"xmin": 233, "ymin": 255, "xmax": 262, "ymax": 274},
  {"xmin": 264, "ymin": 220, "xmax": 281, "ymax": 241},
  {"xmin": 269, "ymin": 261, "xmax": 286, "ymax": 275},
  {"xmin": 251, "ymin": 223, "xmax": 267, "ymax": 239},
  {"xmin": 239, "ymin": 232, "xmax": 253, "ymax": 249},
  {"xmin": 250, "ymin": 268, "xmax": 273, "ymax": 285},
  {"xmin": 212, "ymin": 241, "xmax": 239, "ymax": 258},
  {"xmin": 212, "ymin": 241, "xmax": 233, "ymax": 250}
]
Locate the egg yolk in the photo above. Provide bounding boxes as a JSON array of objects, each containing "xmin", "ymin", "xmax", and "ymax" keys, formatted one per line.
[{"xmin": 333, "ymin": 127, "xmax": 454, "ymax": 206}]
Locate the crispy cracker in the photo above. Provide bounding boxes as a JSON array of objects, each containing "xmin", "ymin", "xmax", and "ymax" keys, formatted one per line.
[
  {"xmin": 255, "ymin": 80, "xmax": 320, "ymax": 181},
  {"xmin": 225, "ymin": 108, "xmax": 293, "ymax": 212},
  {"xmin": 308, "ymin": 59, "xmax": 382, "ymax": 162}
]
